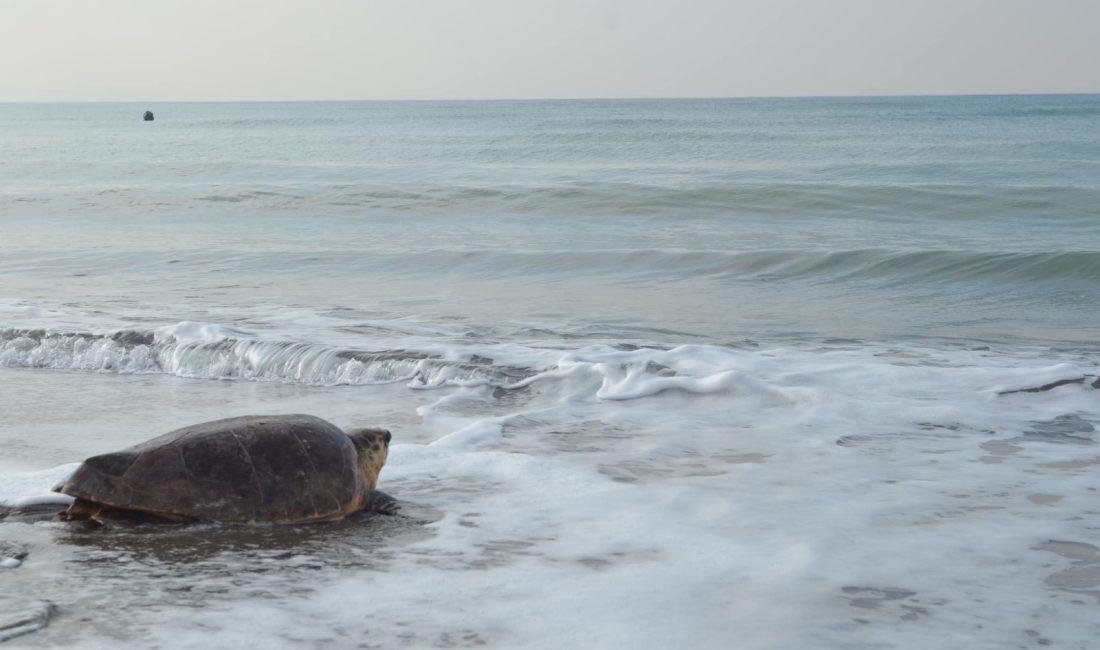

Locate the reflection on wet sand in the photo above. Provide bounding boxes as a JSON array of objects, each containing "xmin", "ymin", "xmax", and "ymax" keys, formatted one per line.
[{"xmin": 1, "ymin": 503, "xmax": 440, "ymax": 644}]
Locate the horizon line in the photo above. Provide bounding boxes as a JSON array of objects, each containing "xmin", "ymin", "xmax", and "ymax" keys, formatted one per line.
[{"xmin": 2, "ymin": 91, "xmax": 1099, "ymax": 105}]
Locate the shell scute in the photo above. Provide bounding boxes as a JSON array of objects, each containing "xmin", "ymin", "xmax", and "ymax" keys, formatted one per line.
[{"xmin": 83, "ymin": 451, "xmax": 138, "ymax": 477}]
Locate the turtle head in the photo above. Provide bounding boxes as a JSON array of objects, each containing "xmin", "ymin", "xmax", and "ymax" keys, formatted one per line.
[{"xmin": 346, "ymin": 428, "xmax": 392, "ymax": 489}]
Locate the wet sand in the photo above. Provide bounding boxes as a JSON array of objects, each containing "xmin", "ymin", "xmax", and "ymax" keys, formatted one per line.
[{"xmin": 1, "ymin": 503, "xmax": 439, "ymax": 646}]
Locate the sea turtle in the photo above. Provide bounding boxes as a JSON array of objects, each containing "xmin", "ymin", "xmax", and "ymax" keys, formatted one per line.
[{"xmin": 52, "ymin": 414, "xmax": 397, "ymax": 524}]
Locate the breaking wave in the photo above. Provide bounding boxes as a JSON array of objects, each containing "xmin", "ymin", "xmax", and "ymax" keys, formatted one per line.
[
  {"xmin": 0, "ymin": 325, "xmax": 789, "ymax": 403},
  {"xmin": 0, "ymin": 327, "xmax": 532, "ymax": 388}
]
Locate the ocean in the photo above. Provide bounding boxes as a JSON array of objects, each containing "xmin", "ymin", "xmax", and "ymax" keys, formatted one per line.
[{"xmin": 1, "ymin": 95, "xmax": 1098, "ymax": 648}]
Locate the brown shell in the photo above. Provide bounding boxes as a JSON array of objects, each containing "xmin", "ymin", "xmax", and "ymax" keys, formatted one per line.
[{"xmin": 53, "ymin": 414, "xmax": 365, "ymax": 524}]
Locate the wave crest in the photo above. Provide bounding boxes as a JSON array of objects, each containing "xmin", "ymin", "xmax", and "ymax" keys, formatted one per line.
[
  {"xmin": 0, "ymin": 327, "xmax": 529, "ymax": 388},
  {"xmin": 0, "ymin": 327, "xmax": 774, "ymax": 403}
]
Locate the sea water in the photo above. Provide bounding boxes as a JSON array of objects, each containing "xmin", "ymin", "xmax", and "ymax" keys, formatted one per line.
[{"xmin": 1, "ymin": 96, "xmax": 1099, "ymax": 648}]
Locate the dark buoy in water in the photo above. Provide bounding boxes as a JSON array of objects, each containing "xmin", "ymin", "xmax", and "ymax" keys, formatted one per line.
[{"xmin": 143, "ymin": 110, "xmax": 154, "ymax": 121}]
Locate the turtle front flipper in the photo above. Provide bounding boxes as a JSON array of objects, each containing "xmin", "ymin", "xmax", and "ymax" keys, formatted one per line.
[{"xmin": 365, "ymin": 489, "xmax": 399, "ymax": 515}]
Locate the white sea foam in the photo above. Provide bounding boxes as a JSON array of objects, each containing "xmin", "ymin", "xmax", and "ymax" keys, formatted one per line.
[
  {"xmin": 2, "ymin": 341, "xmax": 1097, "ymax": 648},
  {"xmin": 0, "ymin": 464, "xmax": 77, "ymax": 508},
  {"xmin": 154, "ymin": 320, "xmax": 255, "ymax": 344}
]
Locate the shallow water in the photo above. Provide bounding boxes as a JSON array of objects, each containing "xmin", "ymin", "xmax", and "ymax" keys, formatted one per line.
[{"xmin": 2, "ymin": 96, "xmax": 1099, "ymax": 648}]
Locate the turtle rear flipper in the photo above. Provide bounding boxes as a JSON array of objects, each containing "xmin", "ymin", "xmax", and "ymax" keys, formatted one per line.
[
  {"xmin": 59, "ymin": 498, "xmax": 99, "ymax": 521},
  {"xmin": 92, "ymin": 508, "xmax": 195, "ymax": 526},
  {"xmin": 60, "ymin": 498, "xmax": 193, "ymax": 525}
]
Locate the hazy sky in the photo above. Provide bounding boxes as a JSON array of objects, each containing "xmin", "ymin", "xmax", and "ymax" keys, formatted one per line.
[{"xmin": 1, "ymin": 0, "xmax": 1097, "ymax": 101}]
